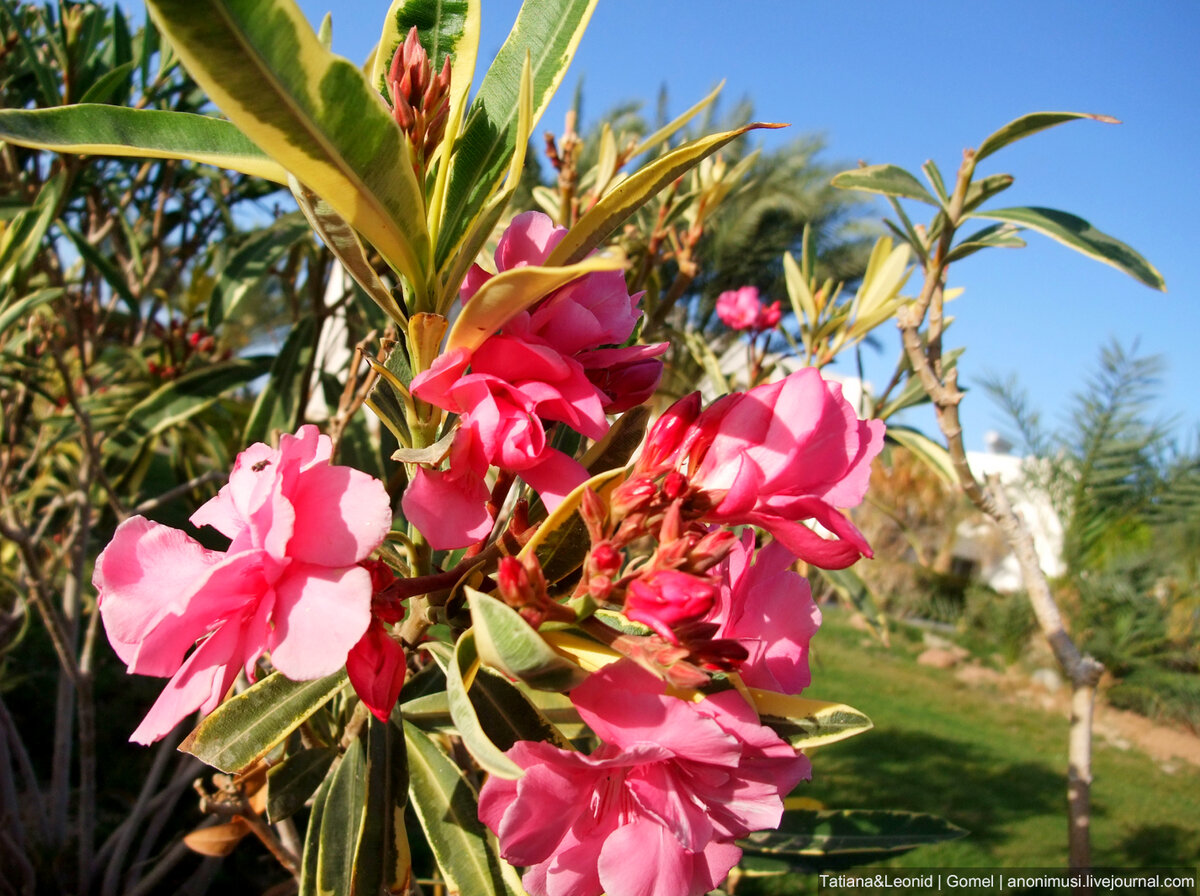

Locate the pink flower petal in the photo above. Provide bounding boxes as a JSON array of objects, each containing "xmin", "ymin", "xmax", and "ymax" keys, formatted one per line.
[
  {"xmin": 286, "ymin": 462, "xmax": 392, "ymax": 567},
  {"xmin": 401, "ymin": 466, "xmax": 494, "ymax": 550},
  {"xmin": 597, "ymin": 819, "xmax": 693, "ymax": 896},
  {"xmin": 128, "ymin": 618, "xmax": 248, "ymax": 744},
  {"xmin": 268, "ymin": 563, "xmax": 372, "ymax": 679},
  {"xmin": 95, "ymin": 517, "xmax": 263, "ymax": 676}
]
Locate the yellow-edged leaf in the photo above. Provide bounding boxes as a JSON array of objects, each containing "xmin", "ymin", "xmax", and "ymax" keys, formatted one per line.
[
  {"xmin": 0, "ymin": 106, "xmax": 289, "ymax": 183},
  {"xmin": 546, "ymin": 123, "xmax": 784, "ymax": 267},
  {"xmin": 145, "ymin": 0, "xmax": 431, "ymax": 292},
  {"xmin": 445, "ymin": 253, "xmax": 625, "ymax": 352}
]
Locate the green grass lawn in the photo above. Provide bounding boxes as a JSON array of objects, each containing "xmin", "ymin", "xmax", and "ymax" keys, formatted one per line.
[{"xmin": 786, "ymin": 608, "xmax": 1200, "ymax": 870}]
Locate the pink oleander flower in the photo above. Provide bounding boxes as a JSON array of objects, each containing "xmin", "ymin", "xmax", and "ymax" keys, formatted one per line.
[
  {"xmin": 479, "ymin": 661, "xmax": 809, "ymax": 896},
  {"xmin": 624, "ymin": 569, "xmax": 720, "ymax": 642},
  {"xmin": 639, "ymin": 369, "xmax": 885, "ymax": 569},
  {"xmin": 716, "ymin": 286, "xmax": 782, "ymax": 332},
  {"xmin": 462, "ymin": 211, "xmax": 667, "ymax": 410},
  {"xmin": 94, "ymin": 426, "xmax": 392, "ymax": 743},
  {"xmin": 403, "ymin": 338, "xmax": 607, "ymax": 549},
  {"xmin": 708, "ymin": 533, "xmax": 820, "ymax": 694},
  {"xmin": 404, "ymin": 211, "xmax": 667, "ymax": 549}
]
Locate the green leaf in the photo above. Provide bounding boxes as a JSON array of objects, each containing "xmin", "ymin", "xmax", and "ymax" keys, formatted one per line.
[
  {"xmin": 364, "ymin": 340, "xmax": 414, "ymax": 444},
  {"xmin": 61, "ymin": 223, "xmax": 140, "ymax": 318},
  {"xmin": 114, "ymin": 357, "xmax": 271, "ymax": 454},
  {"xmin": 0, "ymin": 0, "xmax": 61, "ymax": 106},
  {"xmin": 975, "ymin": 111, "xmax": 1118, "ymax": 163},
  {"xmin": 315, "ymin": 735, "xmax": 366, "ymax": 896},
  {"xmin": 0, "ymin": 169, "xmax": 65, "ymax": 288},
  {"xmin": 266, "ymin": 746, "xmax": 337, "ymax": 823},
  {"xmin": 211, "ymin": 211, "xmax": 312, "ymax": 328},
  {"xmin": 445, "ymin": 254, "xmax": 624, "ymax": 353},
  {"xmin": 0, "ymin": 106, "xmax": 289, "ymax": 183},
  {"xmin": 179, "ymin": 670, "xmax": 348, "ymax": 773},
  {"xmin": 466, "ymin": 587, "xmax": 588, "ymax": 692},
  {"xmin": 144, "ymin": 0, "xmax": 430, "ymax": 290},
  {"xmin": 884, "ymin": 424, "xmax": 957, "ymax": 485},
  {"xmin": 0, "ymin": 287, "xmax": 62, "ymax": 336},
  {"xmin": 546, "ymin": 123, "xmax": 784, "ymax": 267},
  {"xmin": 944, "ymin": 221, "xmax": 1025, "ymax": 264},
  {"xmin": 355, "ymin": 717, "xmax": 411, "ymax": 896},
  {"xmin": 403, "ymin": 721, "xmax": 519, "ymax": 896},
  {"xmin": 819, "ymin": 566, "xmax": 888, "ymax": 644},
  {"xmin": 831, "ymin": 164, "xmax": 938, "ymax": 206},
  {"xmin": 298, "ymin": 768, "xmax": 333, "ymax": 896},
  {"xmin": 445, "ymin": 632, "xmax": 525, "ymax": 779},
  {"xmin": 739, "ymin": 808, "xmax": 967, "ymax": 866},
  {"xmin": 242, "ymin": 316, "xmax": 316, "ymax": 445},
  {"xmin": 746, "ymin": 688, "xmax": 873, "ymax": 749},
  {"xmin": 289, "ymin": 177, "xmax": 405, "ymax": 325},
  {"xmin": 435, "ymin": 0, "xmax": 598, "ymax": 270},
  {"xmin": 960, "ymin": 172, "xmax": 1014, "ymax": 214},
  {"xmin": 971, "ymin": 205, "xmax": 1165, "ymax": 290},
  {"xmin": 629, "ymin": 80, "xmax": 724, "ymax": 159}
]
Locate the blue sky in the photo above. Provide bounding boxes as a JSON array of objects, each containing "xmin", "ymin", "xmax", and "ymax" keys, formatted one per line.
[
  {"xmin": 124, "ymin": 0, "xmax": 1200, "ymax": 451},
  {"xmin": 301, "ymin": 0, "xmax": 1200, "ymax": 451}
]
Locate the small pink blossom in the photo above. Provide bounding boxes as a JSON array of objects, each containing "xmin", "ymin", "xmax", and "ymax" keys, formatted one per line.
[
  {"xmin": 479, "ymin": 661, "xmax": 808, "ymax": 896},
  {"xmin": 708, "ymin": 534, "xmax": 820, "ymax": 694},
  {"xmin": 716, "ymin": 286, "xmax": 781, "ymax": 332},
  {"xmin": 638, "ymin": 369, "xmax": 885, "ymax": 569},
  {"xmin": 624, "ymin": 569, "xmax": 720, "ymax": 642},
  {"xmin": 94, "ymin": 426, "xmax": 392, "ymax": 743}
]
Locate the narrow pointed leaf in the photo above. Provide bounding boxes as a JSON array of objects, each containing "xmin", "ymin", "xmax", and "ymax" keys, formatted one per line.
[
  {"xmin": 315, "ymin": 736, "xmax": 365, "ymax": 896},
  {"xmin": 445, "ymin": 254, "xmax": 624, "ymax": 352},
  {"xmin": 0, "ymin": 287, "xmax": 62, "ymax": 335},
  {"xmin": 113, "ymin": 358, "xmax": 271, "ymax": 454},
  {"xmin": 289, "ymin": 178, "xmax": 405, "ymax": 325},
  {"xmin": 445, "ymin": 632, "xmax": 525, "ymax": 779},
  {"xmin": 210, "ymin": 211, "xmax": 313, "ymax": 328},
  {"xmin": 466, "ymin": 588, "xmax": 588, "ymax": 692},
  {"xmin": 961, "ymin": 172, "xmax": 1014, "ymax": 214},
  {"xmin": 266, "ymin": 746, "xmax": 337, "ymax": 823},
  {"xmin": 242, "ymin": 316, "xmax": 316, "ymax": 445},
  {"xmin": 739, "ymin": 809, "xmax": 967, "ymax": 863},
  {"xmin": 404, "ymin": 721, "xmax": 518, "ymax": 896},
  {"xmin": 144, "ymin": 0, "xmax": 430, "ymax": 288},
  {"xmin": 944, "ymin": 221, "xmax": 1025, "ymax": 264},
  {"xmin": 885, "ymin": 424, "xmax": 957, "ymax": 485},
  {"xmin": 746, "ymin": 688, "xmax": 873, "ymax": 749},
  {"xmin": 975, "ymin": 111, "xmax": 1118, "ymax": 163},
  {"xmin": 972, "ymin": 206, "xmax": 1165, "ymax": 290},
  {"xmin": 354, "ymin": 717, "xmax": 411, "ymax": 896},
  {"xmin": 435, "ymin": 0, "xmax": 598, "ymax": 269},
  {"xmin": 0, "ymin": 169, "xmax": 65, "ymax": 286},
  {"xmin": 0, "ymin": 107, "xmax": 289, "ymax": 183},
  {"xmin": 831, "ymin": 164, "xmax": 938, "ymax": 206},
  {"xmin": 179, "ymin": 670, "xmax": 348, "ymax": 773},
  {"xmin": 630, "ymin": 81, "xmax": 724, "ymax": 159},
  {"xmin": 546, "ymin": 123, "xmax": 784, "ymax": 267}
]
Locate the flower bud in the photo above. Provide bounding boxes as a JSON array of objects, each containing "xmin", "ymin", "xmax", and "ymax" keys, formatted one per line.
[
  {"xmin": 637, "ymin": 392, "xmax": 701, "ymax": 473},
  {"xmin": 624, "ymin": 569, "xmax": 719, "ymax": 643}
]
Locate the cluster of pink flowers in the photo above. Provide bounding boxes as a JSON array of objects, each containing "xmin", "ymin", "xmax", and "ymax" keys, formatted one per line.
[
  {"xmin": 716, "ymin": 285, "xmax": 782, "ymax": 331},
  {"xmin": 480, "ymin": 660, "xmax": 810, "ymax": 896},
  {"xmin": 94, "ymin": 209, "xmax": 887, "ymax": 896},
  {"xmin": 93, "ymin": 426, "xmax": 402, "ymax": 742},
  {"xmin": 402, "ymin": 211, "xmax": 666, "ymax": 549}
]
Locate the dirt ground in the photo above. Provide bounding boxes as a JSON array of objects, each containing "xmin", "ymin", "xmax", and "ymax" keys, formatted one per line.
[{"xmin": 953, "ymin": 661, "xmax": 1200, "ymax": 771}]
